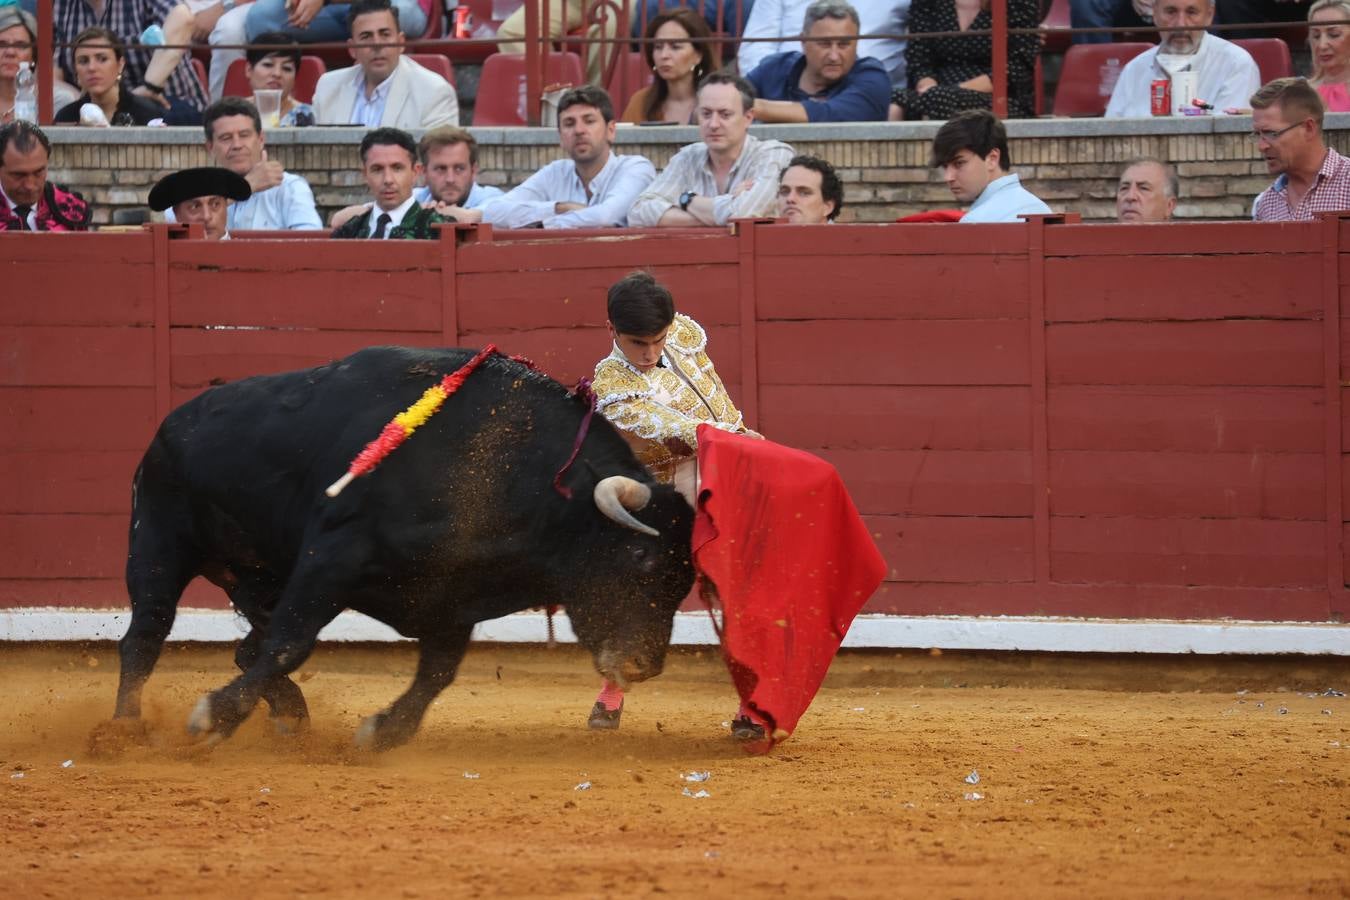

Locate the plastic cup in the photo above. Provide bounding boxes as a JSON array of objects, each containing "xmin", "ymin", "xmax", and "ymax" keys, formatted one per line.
[{"xmin": 254, "ymin": 89, "xmax": 283, "ymax": 128}]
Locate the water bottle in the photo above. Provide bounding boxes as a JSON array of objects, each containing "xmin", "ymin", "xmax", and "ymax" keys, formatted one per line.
[
  {"xmin": 140, "ymin": 24, "xmax": 166, "ymax": 46},
  {"xmin": 13, "ymin": 62, "xmax": 36, "ymax": 123},
  {"xmin": 1098, "ymin": 58, "xmax": 1121, "ymax": 99}
]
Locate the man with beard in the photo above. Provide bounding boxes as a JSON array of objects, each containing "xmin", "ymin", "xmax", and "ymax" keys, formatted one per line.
[
  {"xmin": 776, "ymin": 154, "xmax": 844, "ymax": 223},
  {"xmin": 331, "ymin": 127, "xmax": 451, "ymax": 239},
  {"xmin": 446, "ymin": 85, "xmax": 654, "ymax": 229},
  {"xmin": 1105, "ymin": 0, "xmax": 1259, "ymax": 117}
]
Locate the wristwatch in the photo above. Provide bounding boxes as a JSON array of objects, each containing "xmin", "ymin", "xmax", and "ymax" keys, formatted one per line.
[{"xmin": 678, "ymin": 190, "xmax": 697, "ymax": 211}]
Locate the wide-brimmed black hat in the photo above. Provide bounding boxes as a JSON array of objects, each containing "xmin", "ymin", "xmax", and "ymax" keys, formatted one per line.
[{"xmin": 148, "ymin": 167, "xmax": 251, "ymax": 211}]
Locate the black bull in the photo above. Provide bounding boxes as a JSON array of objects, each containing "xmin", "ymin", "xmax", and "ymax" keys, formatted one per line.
[{"xmin": 113, "ymin": 346, "xmax": 695, "ymax": 749}]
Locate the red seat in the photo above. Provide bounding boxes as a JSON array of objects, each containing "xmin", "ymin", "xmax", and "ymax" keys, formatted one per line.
[
  {"xmin": 190, "ymin": 57, "xmax": 209, "ymax": 94},
  {"xmin": 1040, "ymin": 0, "xmax": 1072, "ymax": 55},
  {"xmin": 1232, "ymin": 37, "xmax": 1293, "ymax": 85},
  {"xmin": 606, "ymin": 51, "xmax": 652, "ymax": 117},
  {"xmin": 222, "ymin": 56, "xmax": 327, "ymax": 104},
  {"xmin": 1052, "ymin": 42, "xmax": 1153, "ymax": 116},
  {"xmin": 473, "ymin": 51, "xmax": 585, "ymax": 125},
  {"xmin": 408, "ymin": 52, "xmax": 456, "ymax": 85}
]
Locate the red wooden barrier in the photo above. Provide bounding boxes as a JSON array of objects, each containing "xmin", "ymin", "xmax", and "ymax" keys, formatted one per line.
[{"xmin": 2, "ymin": 217, "xmax": 1348, "ymax": 623}]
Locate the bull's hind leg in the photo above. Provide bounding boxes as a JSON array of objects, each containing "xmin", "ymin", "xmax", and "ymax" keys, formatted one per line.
[
  {"xmin": 115, "ymin": 473, "xmax": 202, "ymax": 720},
  {"xmin": 354, "ymin": 626, "xmax": 474, "ymax": 752}
]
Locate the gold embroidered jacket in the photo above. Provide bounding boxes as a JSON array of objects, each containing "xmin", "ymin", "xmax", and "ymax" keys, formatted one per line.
[{"xmin": 592, "ymin": 313, "xmax": 746, "ymax": 482}]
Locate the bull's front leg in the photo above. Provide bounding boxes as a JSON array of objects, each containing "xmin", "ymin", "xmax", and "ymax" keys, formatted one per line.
[
  {"xmin": 354, "ymin": 625, "xmax": 474, "ymax": 751},
  {"xmin": 187, "ymin": 592, "xmax": 342, "ymax": 744}
]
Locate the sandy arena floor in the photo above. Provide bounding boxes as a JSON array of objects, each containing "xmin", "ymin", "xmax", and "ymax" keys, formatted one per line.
[{"xmin": 1, "ymin": 642, "xmax": 1348, "ymax": 899}]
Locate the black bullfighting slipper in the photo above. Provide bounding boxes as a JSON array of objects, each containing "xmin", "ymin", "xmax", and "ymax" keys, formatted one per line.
[
  {"xmin": 730, "ymin": 716, "xmax": 766, "ymax": 742},
  {"xmin": 587, "ymin": 700, "xmax": 623, "ymax": 730}
]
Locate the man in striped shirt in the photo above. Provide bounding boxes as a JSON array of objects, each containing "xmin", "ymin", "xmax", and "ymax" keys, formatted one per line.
[
  {"xmin": 53, "ymin": 0, "xmax": 209, "ymax": 119},
  {"xmin": 627, "ymin": 72, "xmax": 795, "ymax": 228}
]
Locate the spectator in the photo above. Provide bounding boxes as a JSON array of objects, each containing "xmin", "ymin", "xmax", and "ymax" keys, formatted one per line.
[
  {"xmin": 53, "ymin": 0, "xmax": 210, "ymax": 122},
  {"xmin": 54, "ymin": 27, "xmax": 168, "ymax": 125},
  {"xmin": 148, "ymin": 165, "xmax": 251, "ymax": 241},
  {"xmin": 931, "ymin": 108, "xmax": 1050, "ymax": 222},
  {"xmin": 1116, "ymin": 157, "xmax": 1178, "ymax": 221},
  {"xmin": 496, "ymin": 0, "xmax": 619, "ymax": 85},
  {"xmin": 746, "ymin": 0, "xmax": 892, "ymax": 122},
  {"xmin": 330, "ymin": 125, "xmax": 503, "ymax": 229},
  {"xmin": 332, "ymin": 127, "xmax": 451, "ymax": 238},
  {"xmin": 312, "ymin": 0, "xmax": 458, "ymax": 128},
  {"xmin": 245, "ymin": 0, "xmax": 428, "ymax": 42},
  {"xmin": 620, "ymin": 7, "xmax": 714, "ymax": 124},
  {"xmin": 245, "ymin": 32, "xmax": 313, "ymax": 126},
  {"xmin": 889, "ymin": 0, "xmax": 1040, "ymax": 120},
  {"xmin": 1308, "ymin": 0, "xmax": 1350, "ymax": 113},
  {"xmin": 628, "ymin": 72, "xmax": 795, "ymax": 227},
  {"xmin": 628, "ymin": 0, "xmax": 754, "ymax": 41},
  {"xmin": 0, "ymin": 120, "xmax": 91, "ymax": 231},
  {"xmin": 179, "ymin": 0, "xmax": 256, "ymax": 101},
  {"xmin": 777, "ymin": 153, "xmax": 843, "ymax": 222},
  {"xmin": 739, "ymin": 0, "xmax": 910, "ymax": 86},
  {"xmin": 1251, "ymin": 77, "xmax": 1350, "ymax": 221},
  {"xmin": 1070, "ymin": 0, "xmax": 1150, "ymax": 46},
  {"xmin": 198, "ymin": 97, "xmax": 320, "ymax": 230},
  {"xmin": 451, "ymin": 86, "xmax": 654, "ymax": 228},
  {"xmin": 0, "ymin": 5, "xmax": 80, "ymax": 123},
  {"xmin": 1104, "ymin": 0, "xmax": 1260, "ymax": 117}
]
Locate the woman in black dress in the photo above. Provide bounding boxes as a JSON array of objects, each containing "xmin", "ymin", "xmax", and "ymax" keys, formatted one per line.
[
  {"xmin": 54, "ymin": 27, "xmax": 164, "ymax": 126},
  {"xmin": 889, "ymin": 0, "xmax": 1042, "ymax": 120}
]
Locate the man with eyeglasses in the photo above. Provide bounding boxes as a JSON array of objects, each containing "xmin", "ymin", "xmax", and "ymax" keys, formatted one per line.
[{"xmin": 1250, "ymin": 77, "xmax": 1350, "ymax": 222}]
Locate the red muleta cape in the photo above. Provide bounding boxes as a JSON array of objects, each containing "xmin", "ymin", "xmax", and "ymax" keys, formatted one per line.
[{"xmin": 692, "ymin": 425, "xmax": 888, "ymax": 754}]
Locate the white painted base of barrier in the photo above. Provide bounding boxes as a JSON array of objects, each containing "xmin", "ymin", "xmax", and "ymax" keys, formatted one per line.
[{"xmin": 1, "ymin": 608, "xmax": 1347, "ymax": 655}]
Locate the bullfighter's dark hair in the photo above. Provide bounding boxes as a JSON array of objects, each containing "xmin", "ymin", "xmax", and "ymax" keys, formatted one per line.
[
  {"xmin": 782, "ymin": 154, "xmax": 844, "ymax": 221},
  {"xmin": 348, "ymin": 0, "xmax": 400, "ymax": 33},
  {"xmin": 0, "ymin": 119, "xmax": 51, "ymax": 160},
  {"xmin": 203, "ymin": 97, "xmax": 262, "ymax": 141},
  {"xmin": 607, "ymin": 271, "xmax": 676, "ymax": 336},
  {"xmin": 246, "ymin": 31, "xmax": 303, "ymax": 68},
  {"xmin": 359, "ymin": 126, "xmax": 418, "ymax": 164},
  {"xmin": 930, "ymin": 109, "xmax": 1011, "ymax": 172},
  {"xmin": 557, "ymin": 84, "xmax": 615, "ymax": 124}
]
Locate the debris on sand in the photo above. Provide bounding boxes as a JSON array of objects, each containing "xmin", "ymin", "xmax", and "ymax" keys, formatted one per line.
[
  {"xmin": 964, "ymin": 792, "xmax": 984, "ymax": 801},
  {"xmin": 682, "ymin": 788, "xmax": 711, "ymax": 799},
  {"xmin": 964, "ymin": 770, "xmax": 980, "ymax": 785},
  {"xmin": 574, "ymin": 781, "xmax": 591, "ymax": 791},
  {"xmin": 60, "ymin": 760, "xmax": 73, "ymax": 768},
  {"xmin": 682, "ymin": 771, "xmax": 711, "ymax": 783},
  {"xmin": 463, "ymin": 772, "xmax": 480, "ymax": 780}
]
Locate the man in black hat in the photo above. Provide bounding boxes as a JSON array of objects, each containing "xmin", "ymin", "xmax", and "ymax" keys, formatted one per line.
[{"xmin": 148, "ymin": 166, "xmax": 251, "ymax": 241}]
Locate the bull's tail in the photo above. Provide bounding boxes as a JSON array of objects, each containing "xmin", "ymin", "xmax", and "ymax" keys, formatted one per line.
[{"xmin": 114, "ymin": 439, "xmax": 202, "ymax": 719}]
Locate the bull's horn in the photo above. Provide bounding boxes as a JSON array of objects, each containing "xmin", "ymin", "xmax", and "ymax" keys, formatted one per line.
[{"xmin": 593, "ymin": 476, "xmax": 659, "ymax": 537}]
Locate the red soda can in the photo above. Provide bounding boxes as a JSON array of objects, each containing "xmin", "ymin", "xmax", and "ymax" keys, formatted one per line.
[{"xmin": 1150, "ymin": 78, "xmax": 1171, "ymax": 117}]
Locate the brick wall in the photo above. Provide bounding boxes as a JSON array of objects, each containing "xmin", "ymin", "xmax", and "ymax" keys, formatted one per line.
[{"xmin": 44, "ymin": 117, "xmax": 1350, "ymax": 226}]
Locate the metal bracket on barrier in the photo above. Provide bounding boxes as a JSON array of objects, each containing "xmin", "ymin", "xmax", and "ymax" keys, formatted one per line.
[
  {"xmin": 1020, "ymin": 212, "xmax": 1082, "ymax": 225},
  {"xmin": 434, "ymin": 221, "xmax": 493, "ymax": 244},
  {"xmin": 729, "ymin": 217, "xmax": 779, "ymax": 236}
]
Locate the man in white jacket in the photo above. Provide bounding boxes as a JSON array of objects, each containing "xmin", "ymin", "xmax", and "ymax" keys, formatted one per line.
[
  {"xmin": 1104, "ymin": 0, "xmax": 1259, "ymax": 117},
  {"xmin": 312, "ymin": 0, "xmax": 458, "ymax": 128}
]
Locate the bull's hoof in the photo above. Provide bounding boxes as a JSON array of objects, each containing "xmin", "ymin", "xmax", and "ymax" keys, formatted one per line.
[
  {"xmin": 354, "ymin": 711, "xmax": 416, "ymax": 752},
  {"xmin": 730, "ymin": 716, "xmax": 766, "ymax": 742},
  {"xmin": 86, "ymin": 717, "xmax": 149, "ymax": 758},
  {"xmin": 587, "ymin": 701, "xmax": 623, "ymax": 731},
  {"xmin": 185, "ymin": 694, "xmax": 236, "ymax": 746}
]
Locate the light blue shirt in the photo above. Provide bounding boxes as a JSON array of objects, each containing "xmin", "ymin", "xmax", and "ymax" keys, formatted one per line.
[
  {"xmin": 413, "ymin": 181, "xmax": 504, "ymax": 210},
  {"xmin": 350, "ymin": 67, "xmax": 393, "ymax": 128},
  {"xmin": 227, "ymin": 172, "xmax": 322, "ymax": 231},
  {"xmin": 482, "ymin": 152, "xmax": 655, "ymax": 229},
  {"xmin": 960, "ymin": 173, "xmax": 1051, "ymax": 224}
]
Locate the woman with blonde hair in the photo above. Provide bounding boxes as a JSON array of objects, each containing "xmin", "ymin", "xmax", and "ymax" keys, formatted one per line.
[
  {"xmin": 1309, "ymin": 0, "xmax": 1350, "ymax": 112},
  {"xmin": 620, "ymin": 6, "xmax": 715, "ymax": 124}
]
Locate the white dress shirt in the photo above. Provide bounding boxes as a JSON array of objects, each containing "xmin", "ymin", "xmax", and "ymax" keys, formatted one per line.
[
  {"xmin": 0, "ymin": 184, "xmax": 36, "ymax": 229},
  {"xmin": 627, "ymin": 135, "xmax": 796, "ymax": 227},
  {"xmin": 1105, "ymin": 33, "xmax": 1261, "ymax": 118},
  {"xmin": 481, "ymin": 152, "xmax": 656, "ymax": 229},
  {"xmin": 370, "ymin": 194, "xmax": 419, "ymax": 237}
]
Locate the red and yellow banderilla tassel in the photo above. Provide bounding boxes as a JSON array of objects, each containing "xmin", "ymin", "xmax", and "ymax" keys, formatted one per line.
[{"xmin": 325, "ymin": 345, "xmax": 498, "ymax": 498}]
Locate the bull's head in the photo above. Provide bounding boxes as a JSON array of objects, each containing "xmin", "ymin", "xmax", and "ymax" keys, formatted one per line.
[{"xmin": 569, "ymin": 475, "xmax": 695, "ymax": 688}]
